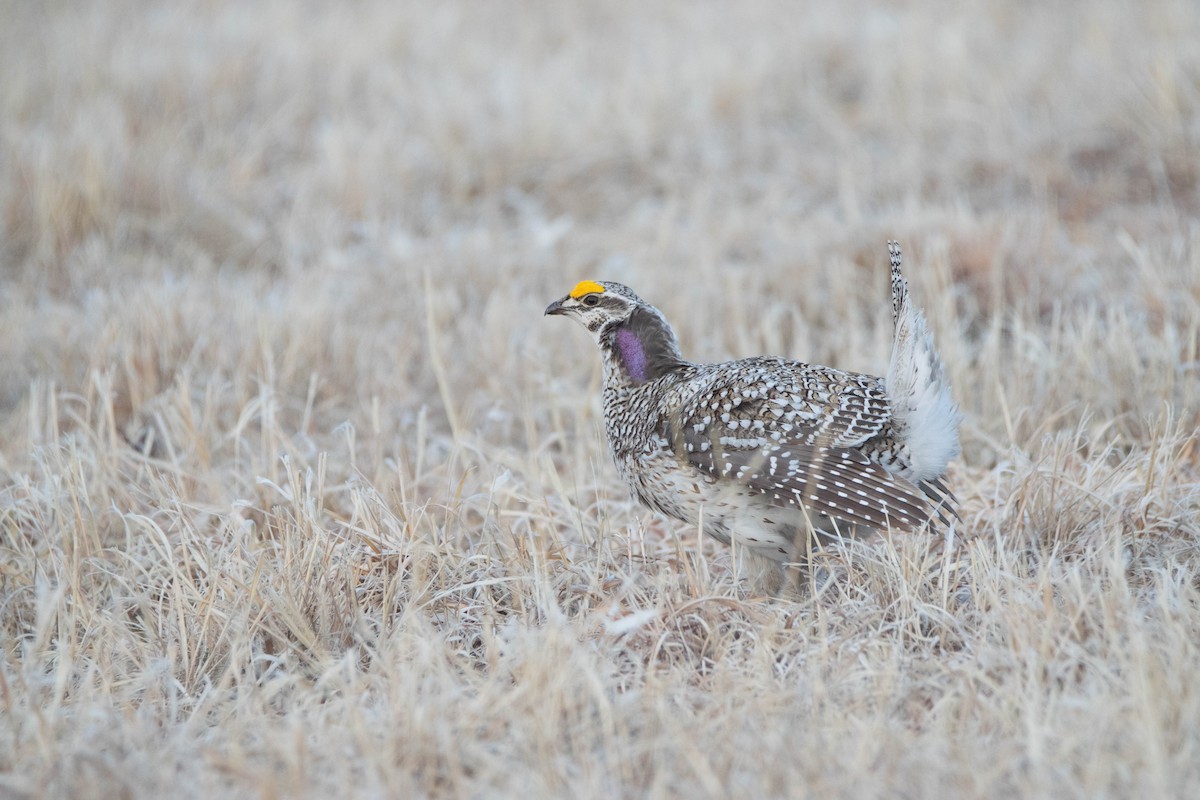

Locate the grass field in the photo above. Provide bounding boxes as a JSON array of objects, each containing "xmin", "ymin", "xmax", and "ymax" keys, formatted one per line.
[{"xmin": 2, "ymin": 1, "xmax": 1200, "ymax": 797}]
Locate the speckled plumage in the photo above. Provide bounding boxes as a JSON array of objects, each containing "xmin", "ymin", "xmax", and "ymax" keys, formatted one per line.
[{"xmin": 546, "ymin": 242, "xmax": 961, "ymax": 567}]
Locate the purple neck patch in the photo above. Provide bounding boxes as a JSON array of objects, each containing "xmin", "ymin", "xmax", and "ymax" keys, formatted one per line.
[{"xmin": 615, "ymin": 327, "xmax": 648, "ymax": 383}]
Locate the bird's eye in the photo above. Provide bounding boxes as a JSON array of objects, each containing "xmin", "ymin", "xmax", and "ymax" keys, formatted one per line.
[{"xmin": 582, "ymin": 294, "xmax": 601, "ymax": 307}]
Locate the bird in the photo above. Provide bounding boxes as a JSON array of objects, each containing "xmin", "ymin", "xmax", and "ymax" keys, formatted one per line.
[{"xmin": 545, "ymin": 241, "xmax": 961, "ymax": 588}]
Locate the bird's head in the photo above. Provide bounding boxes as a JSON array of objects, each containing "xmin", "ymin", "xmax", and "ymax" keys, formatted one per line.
[
  {"xmin": 545, "ymin": 280, "xmax": 684, "ymax": 384},
  {"xmin": 543, "ymin": 280, "xmax": 645, "ymax": 337}
]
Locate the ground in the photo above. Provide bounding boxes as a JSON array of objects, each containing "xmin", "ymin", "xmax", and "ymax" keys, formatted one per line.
[{"xmin": 2, "ymin": 1, "xmax": 1199, "ymax": 797}]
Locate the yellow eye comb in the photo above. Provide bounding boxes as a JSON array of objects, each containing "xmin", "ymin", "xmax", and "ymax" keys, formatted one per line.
[{"xmin": 569, "ymin": 280, "xmax": 605, "ymax": 299}]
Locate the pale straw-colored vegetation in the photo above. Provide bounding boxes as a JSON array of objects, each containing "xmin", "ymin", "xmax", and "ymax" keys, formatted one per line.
[{"xmin": 2, "ymin": 1, "xmax": 1199, "ymax": 797}]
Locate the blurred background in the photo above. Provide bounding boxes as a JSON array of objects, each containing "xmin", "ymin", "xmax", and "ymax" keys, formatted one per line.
[
  {"xmin": 2, "ymin": 2, "xmax": 1200, "ymax": 796},
  {"xmin": 3, "ymin": 1, "xmax": 1196, "ymax": 452}
]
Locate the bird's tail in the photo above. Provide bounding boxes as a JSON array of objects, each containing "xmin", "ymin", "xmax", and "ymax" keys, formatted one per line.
[{"xmin": 885, "ymin": 241, "xmax": 962, "ymax": 484}]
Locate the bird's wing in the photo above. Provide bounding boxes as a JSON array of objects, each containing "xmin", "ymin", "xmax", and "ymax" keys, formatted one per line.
[
  {"xmin": 660, "ymin": 360, "xmax": 933, "ymax": 531},
  {"xmin": 684, "ymin": 440, "xmax": 933, "ymax": 532},
  {"xmin": 664, "ymin": 357, "xmax": 893, "ymax": 450}
]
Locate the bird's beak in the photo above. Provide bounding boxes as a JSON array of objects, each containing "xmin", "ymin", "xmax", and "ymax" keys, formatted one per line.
[{"xmin": 544, "ymin": 297, "xmax": 569, "ymax": 316}]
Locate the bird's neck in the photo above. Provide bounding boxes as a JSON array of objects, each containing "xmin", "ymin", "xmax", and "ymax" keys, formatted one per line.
[{"xmin": 601, "ymin": 307, "xmax": 685, "ymax": 387}]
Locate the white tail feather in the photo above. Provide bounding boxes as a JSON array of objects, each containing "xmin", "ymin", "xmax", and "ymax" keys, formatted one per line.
[{"xmin": 884, "ymin": 241, "xmax": 962, "ymax": 481}]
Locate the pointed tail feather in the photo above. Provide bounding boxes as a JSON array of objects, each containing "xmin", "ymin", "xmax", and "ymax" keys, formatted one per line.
[{"xmin": 885, "ymin": 241, "xmax": 962, "ymax": 483}]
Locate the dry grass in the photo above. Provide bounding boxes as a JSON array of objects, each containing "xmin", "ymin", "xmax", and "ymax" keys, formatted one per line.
[{"xmin": 2, "ymin": 0, "xmax": 1200, "ymax": 797}]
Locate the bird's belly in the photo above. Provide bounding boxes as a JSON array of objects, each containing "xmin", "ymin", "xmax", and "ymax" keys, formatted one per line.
[
  {"xmin": 621, "ymin": 452, "xmax": 803, "ymax": 561},
  {"xmin": 620, "ymin": 451, "xmax": 712, "ymax": 525}
]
